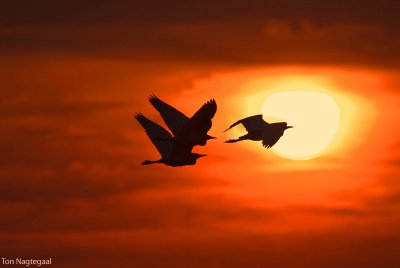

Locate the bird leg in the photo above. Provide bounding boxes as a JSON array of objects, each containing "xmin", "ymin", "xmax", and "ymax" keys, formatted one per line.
[
  {"xmin": 142, "ymin": 159, "xmax": 162, "ymax": 165},
  {"xmin": 225, "ymin": 134, "xmax": 249, "ymax": 143},
  {"xmin": 225, "ymin": 138, "xmax": 240, "ymax": 143}
]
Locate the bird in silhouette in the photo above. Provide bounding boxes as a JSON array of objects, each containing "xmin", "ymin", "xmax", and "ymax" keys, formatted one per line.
[
  {"xmin": 148, "ymin": 94, "xmax": 217, "ymax": 146},
  {"xmin": 224, "ymin": 114, "xmax": 293, "ymax": 148},
  {"xmin": 135, "ymin": 113, "xmax": 206, "ymax": 166}
]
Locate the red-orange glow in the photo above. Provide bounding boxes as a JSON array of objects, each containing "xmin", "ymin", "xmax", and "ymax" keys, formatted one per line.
[
  {"xmin": 2, "ymin": 36, "xmax": 400, "ymax": 268},
  {"xmin": 130, "ymin": 66, "xmax": 399, "ymax": 211}
]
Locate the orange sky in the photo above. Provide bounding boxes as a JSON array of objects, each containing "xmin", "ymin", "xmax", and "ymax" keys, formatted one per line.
[{"xmin": 1, "ymin": 1, "xmax": 400, "ymax": 267}]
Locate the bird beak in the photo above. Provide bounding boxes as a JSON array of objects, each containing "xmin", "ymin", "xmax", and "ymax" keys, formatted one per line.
[
  {"xmin": 286, "ymin": 126, "xmax": 293, "ymax": 129},
  {"xmin": 199, "ymin": 154, "xmax": 207, "ymax": 157},
  {"xmin": 207, "ymin": 135, "xmax": 216, "ymax": 140}
]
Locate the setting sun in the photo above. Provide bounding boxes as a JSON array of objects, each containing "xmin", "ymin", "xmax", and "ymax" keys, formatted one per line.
[{"xmin": 261, "ymin": 90, "xmax": 340, "ymax": 160}]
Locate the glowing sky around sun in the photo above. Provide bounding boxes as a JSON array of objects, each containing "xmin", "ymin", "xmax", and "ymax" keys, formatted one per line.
[{"xmin": 261, "ymin": 90, "xmax": 340, "ymax": 159}]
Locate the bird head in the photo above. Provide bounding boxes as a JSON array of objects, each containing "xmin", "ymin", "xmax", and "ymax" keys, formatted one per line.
[
  {"xmin": 193, "ymin": 153, "xmax": 207, "ymax": 161},
  {"xmin": 275, "ymin": 122, "xmax": 293, "ymax": 131},
  {"xmin": 206, "ymin": 134, "xmax": 216, "ymax": 140},
  {"xmin": 283, "ymin": 122, "xmax": 293, "ymax": 130}
]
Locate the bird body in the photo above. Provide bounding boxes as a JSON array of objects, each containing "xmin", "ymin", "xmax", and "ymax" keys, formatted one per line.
[
  {"xmin": 225, "ymin": 114, "xmax": 292, "ymax": 148},
  {"xmin": 148, "ymin": 95, "xmax": 217, "ymax": 147},
  {"xmin": 135, "ymin": 113, "xmax": 206, "ymax": 167}
]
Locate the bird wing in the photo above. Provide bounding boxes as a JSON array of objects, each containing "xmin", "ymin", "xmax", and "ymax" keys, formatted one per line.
[
  {"xmin": 183, "ymin": 99, "xmax": 217, "ymax": 135},
  {"xmin": 134, "ymin": 113, "xmax": 173, "ymax": 158},
  {"xmin": 148, "ymin": 94, "xmax": 189, "ymax": 136},
  {"xmin": 262, "ymin": 134, "xmax": 282, "ymax": 148},
  {"xmin": 225, "ymin": 114, "xmax": 266, "ymax": 133}
]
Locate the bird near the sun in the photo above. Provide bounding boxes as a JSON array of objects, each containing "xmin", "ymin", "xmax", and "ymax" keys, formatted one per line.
[
  {"xmin": 148, "ymin": 94, "xmax": 217, "ymax": 146},
  {"xmin": 135, "ymin": 113, "xmax": 206, "ymax": 166},
  {"xmin": 224, "ymin": 114, "xmax": 293, "ymax": 148}
]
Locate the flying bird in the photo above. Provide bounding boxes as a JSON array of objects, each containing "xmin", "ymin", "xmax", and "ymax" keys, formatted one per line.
[
  {"xmin": 148, "ymin": 94, "xmax": 217, "ymax": 146},
  {"xmin": 134, "ymin": 113, "xmax": 206, "ymax": 167},
  {"xmin": 224, "ymin": 114, "xmax": 293, "ymax": 148}
]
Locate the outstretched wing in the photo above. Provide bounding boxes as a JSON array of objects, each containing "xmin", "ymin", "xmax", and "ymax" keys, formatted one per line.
[
  {"xmin": 134, "ymin": 113, "xmax": 173, "ymax": 158},
  {"xmin": 262, "ymin": 134, "xmax": 282, "ymax": 148},
  {"xmin": 184, "ymin": 99, "xmax": 217, "ymax": 134},
  {"xmin": 261, "ymin": 123, "xmax": 287, "ymax": 148},
  {"xmin": 225, "ymin": 114, "xmax": 266, "ymax": 133},
  {"xmin": 148, "ymin": 94, "xmax": 189, "ymax": 136}
]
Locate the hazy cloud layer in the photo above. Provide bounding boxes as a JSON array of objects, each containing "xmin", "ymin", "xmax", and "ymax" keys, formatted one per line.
[
  {"xmin": 1, "ymin": 1, "xmax": 400, "ymax": 66},
  {"xmin": 1, "ymin": 2, "xmax": 400, "ymax": 267}
]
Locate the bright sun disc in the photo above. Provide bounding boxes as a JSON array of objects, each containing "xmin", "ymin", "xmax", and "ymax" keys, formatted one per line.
[{"xmin": 261, "ymin": 91, "xmax": 340, "ymax": 160}]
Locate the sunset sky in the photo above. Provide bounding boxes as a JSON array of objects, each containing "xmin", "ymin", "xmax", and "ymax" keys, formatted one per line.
[{"xmin": 1, "ymin": 1, "xmax": 400, "ymax": 267}]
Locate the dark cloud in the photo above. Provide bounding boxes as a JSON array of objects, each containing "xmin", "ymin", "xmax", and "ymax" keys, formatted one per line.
[
  {"xmin": 0, "ymin": 1, "xmax": 399, "ymax": 66},
  {"xmin": 1, "ymin": 0, "xmax": 399, "ymax": 27},
  {"xmin": 0, "ymin": 130, "xmax": 224, "ymax": 203},
  {"xmin": 1, "ymin": 21, "xmax": 398, "ymax": 67},
  {"xmin": 0, "ymin": 190, "xmax": 266, "ymax": 232},
  {"xmin": 1, "ymin": 225, "xmax": 400, "ymax": 268},
  {"xmin": 0, "ymin": 98, "xmax": 128, "ymax": 118}
]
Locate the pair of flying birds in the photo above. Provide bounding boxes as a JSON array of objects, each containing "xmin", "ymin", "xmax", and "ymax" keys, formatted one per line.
[{"xmin": 135, "ymin": 95, "xmax": 293, "ymax": 167}]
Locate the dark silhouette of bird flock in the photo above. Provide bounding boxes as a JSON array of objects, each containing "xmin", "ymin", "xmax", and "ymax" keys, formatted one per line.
[{"xmin": 135, "ymin": 95, "xmax": 293, "ymax": 167}]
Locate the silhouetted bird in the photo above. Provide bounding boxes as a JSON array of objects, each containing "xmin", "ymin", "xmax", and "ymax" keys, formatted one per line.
[
  {"xmin": 224, "ymin": 114, "xmax": 293, "ymax": 148},
  {"xmin": 135, "ymin": 113, "xmax": 206, "ymax": 166},
  {"xmin": 148, "ymin": 94, "xmax": 217, "ymax": 146}
]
